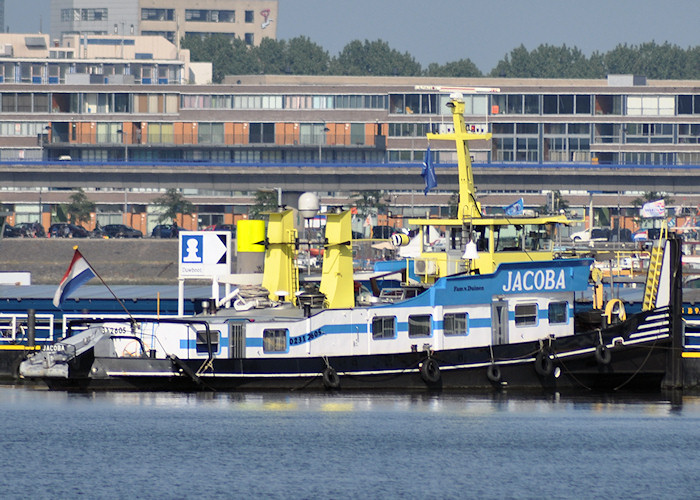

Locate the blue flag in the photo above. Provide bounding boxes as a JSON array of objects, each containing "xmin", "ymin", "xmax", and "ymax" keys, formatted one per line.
[
  {"xmin": 421, "ymin": 147, "xmax": 437, "ymax": 195},
  {"xmin": 504, "ymin": 198, "xmax": 524, "ymax": 216}
]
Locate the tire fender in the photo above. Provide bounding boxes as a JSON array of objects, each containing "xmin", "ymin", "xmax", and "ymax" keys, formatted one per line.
[
  {"xmin": 534, "ymin": 350, "xmax": 554, "ymax": 376},
  {"xmin": 486, "ymin": 364, "xmax": 502, "ymax": 383},
  {"xmin": 420, "ymin": 358, "xmax": 441, "ymax": 384},
  {"xmin": 322, "ymin": 366, "xmax": 340, "ymax": 389}
]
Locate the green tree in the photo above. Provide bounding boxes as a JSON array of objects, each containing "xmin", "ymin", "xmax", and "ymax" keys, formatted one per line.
[
  {"xmin": 331, "ymin": 39, "xmax": 422, "ymax": 76},
  {"xmin": 254, "ymin": 38, "xmax": 289, "ymax": 74},
  {"xmin": 66, "ymin": 188, "xmax": 95, "ymax": 225},
  {"xmin": 286, "ymin": 36, "xmax": 330, "ymax": 74},
  {"xmin": 351, "ymin": 190, "xmax": 389, "ymax": 219},
  {"xmin": 183, "ymin": 34, "xmax": 258, "ymax": 82},
  {"xmin": 631, "ymin": 191, "xmax": 674, "ymax": 208},
  {"xmin": 426, "ymin": 59, "xmax": 482, "ymax": 77},
  {"xmin": 538, "ymin": 191, "xmax": 570, "ymax": 215},
  {"xmin": 490, "ymin": 44, "xmax": 594, "ymax": 78},
  {"xmin": 152, "ymin": 189, "xmax": 194, "ymax": 224},
  {"xmin": 250, "ymin": 190, "xmax": 279, "ymax": 219}
]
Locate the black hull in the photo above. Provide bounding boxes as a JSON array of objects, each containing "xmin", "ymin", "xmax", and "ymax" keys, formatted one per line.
[
  {"xmin": 0, "ymin": 349, "xmax": 34, "ymax": 381},
  {"xmin": 43, "ymin": 311, "xmax": 673, "ymax": 393}
]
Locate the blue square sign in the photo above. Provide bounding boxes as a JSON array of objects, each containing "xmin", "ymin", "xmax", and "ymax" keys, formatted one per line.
[{"xmin": 181, "ymin": 234, "xmax": 203, "ymax": 263}]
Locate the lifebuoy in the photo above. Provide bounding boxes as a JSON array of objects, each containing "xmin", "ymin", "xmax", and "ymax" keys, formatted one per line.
[
  {"xmin": 595, "ymin": 344, "xmax": 612, "ymax": 365},
  {"xmin": 534, "ymin": 351, "xmax": 553, "ymax": 376},
  {"xmin": 604, "ymin": 299, "xmax": 627, "ymax": 324},
  {"xmin": 322, "ymin": 366, "xmax": 340, "ymax": 389},
  {"xmin": 486, "ymin": 364, "xmax": 501, "ymax": 383},
  {"xmin": 420, "ymin": 358, "xmax": 441, "ymax": 384}
]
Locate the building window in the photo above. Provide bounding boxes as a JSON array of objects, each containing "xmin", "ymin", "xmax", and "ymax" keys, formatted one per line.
[
  {"xmin": 408, "ymin": 315, "xmax": 431, "ymax": 338},
  {"xmin": 244, "ymin": 33, "xmax": 254, "ymax": 45},
  {"xmin": 678, "ymin": 95, "xmax": 700, "ymax": 115},
  {"xmin": 263, "ymin": 329, "xmax": 287, "ymax": 352},
  {"xmin": 196, "ymin": 329, "xmax": 219, "ymax": 353},
  {"xmin": 198, "ymin": 122, "xmax": 225, "ymax": 144},
  {"xmin": 548, "ymin": 302, "xmax": 568, "ymax": 324},
  {"xmin": 249, "ymin": 123, "xmax": 274, "ymax": 143},
  {"xmin": 245, "ymin": 10, "xmax": 254, "ymax": 22},
  {"xmin": 141, "ymin": 9, "xmax": 174, "ymax": 21},
  {"xmin": 372, "ymin": 316, "xmax": 396, "ymax": 340},
  {"xmin": 443, "ymin": 312, "xmax": 468, "ymax": 336},
  {"xmin": 61, "ymin": 9, "xmax": 80, "ymax": 22},
  {"xmin": 186, "ymin": 10, "xmax": 207, "ymax": 22},
  {"xmin": 514, "ymin": 304, "xmax": 538, "ymax": 326},
  {"xmin": 627, "ymin": 95, "xmax": 675, "ymax": 116}
]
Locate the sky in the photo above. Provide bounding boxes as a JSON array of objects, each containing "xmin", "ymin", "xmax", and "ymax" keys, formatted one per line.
[{"xmin": 7, "ymin": 0, "xmax": 700, "ymax": 73}]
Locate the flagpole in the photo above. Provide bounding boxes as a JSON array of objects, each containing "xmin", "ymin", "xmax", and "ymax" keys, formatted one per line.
[{"xmin": 74, "ymin": 246, "xmax": 136, "ymax": 324}]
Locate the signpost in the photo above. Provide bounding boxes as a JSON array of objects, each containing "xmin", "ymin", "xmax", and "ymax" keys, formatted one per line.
[{"xmin": 177, "ymin": 231, "xmax": 231, "ymax": 315}]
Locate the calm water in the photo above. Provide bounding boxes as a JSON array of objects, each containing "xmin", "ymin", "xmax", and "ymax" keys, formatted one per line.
[{"xmin": 1, "ymin": 386, "xmax": 699, "ymax": 500}]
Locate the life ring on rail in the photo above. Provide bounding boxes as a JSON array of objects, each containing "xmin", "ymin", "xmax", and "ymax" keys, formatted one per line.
[
  {"xmin": 595, "ymin": 344, "xmax": 612, "ymax": 365},
  {"xmin": 121, "ymin": 340, "xmax": 141, "ymax": 358},
  {"xmin": 604, "ymin": 299, "xmax": 627, "ymax": 325},
  {"xmin": 486, "ymin": 364, "xmax": 502, "ymax": 383},
  {"xmin": 534, "ymin": 350, "xmax": 554, "ymax": 376},
  {"xmin": 420, "ymin": 358, "xmax": 441, "ymax": 384},
  {"xmin": 322, "ymin": 366, "xmax": 340, "ymax": 389}
]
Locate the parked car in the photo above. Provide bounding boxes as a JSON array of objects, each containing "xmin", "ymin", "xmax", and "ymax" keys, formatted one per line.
[
  {"xmin": 48, "ymin": 223, "xmax": 89, "ymax": 238},
  {"xmin": 103, "ymin": 224, "xmax": 143, "ymax": 238},
  {"xmin": 15, "ymin": 222, "xmax": 46, "ymax": 238},
  {"xmin": 205, "ymin": 223, "xmax": 236, "ymax": 238},
  {"xmin": 569, "ymin": 227, "xmax": 610, "ymax": 242},
  {"xmin": 90, "ymin": 226, "xmax": 108, "ymax": 239},
  {"xmin": 2, "ymin": 224, "xmax": 24, "ymax": 238},
  {"xmin": 151, "ymin": 224, "xmax": 178, "ymax": 238}
]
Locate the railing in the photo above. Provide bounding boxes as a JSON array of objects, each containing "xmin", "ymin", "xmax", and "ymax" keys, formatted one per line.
[
  {"xmin": 47, "ymin": 133, "xmax": 381, "ymax": 147},
  {"xmin": 0, "ymin": 313, "xmax": 55, "ymax": 343},
  {"xmin": 61, "ymin": 313, "xmax": 176, "ymax": 338}
]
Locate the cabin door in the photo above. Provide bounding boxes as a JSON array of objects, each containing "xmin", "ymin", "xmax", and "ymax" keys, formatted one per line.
[
  {"xmin": 491, "ymin": 300, "xmax": 509, "ymax": 345},
  {"xmin": 229, "ymin": 322, "xmax": 246, "ymax": 358}
]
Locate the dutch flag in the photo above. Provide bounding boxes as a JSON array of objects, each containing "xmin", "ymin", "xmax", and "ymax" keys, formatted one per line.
[{"xmin": 53, "ymin": 248, "xmax": 96, "ymax": 308}]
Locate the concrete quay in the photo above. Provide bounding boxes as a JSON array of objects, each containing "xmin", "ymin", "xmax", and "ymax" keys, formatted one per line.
[{"xmin": 0, "ymin": 239, "xmax": 180, "ymax": 285}]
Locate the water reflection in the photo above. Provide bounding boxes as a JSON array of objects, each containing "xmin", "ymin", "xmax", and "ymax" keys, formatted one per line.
[{"xmin": 4, "ymin": 384, "xmax": 699, "ymax": 417}]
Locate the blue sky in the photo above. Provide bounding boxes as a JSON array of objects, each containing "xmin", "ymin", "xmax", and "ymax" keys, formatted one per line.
[{"xmin": 9, "ymin": 0, "xmax": 700, "ymax": 73}]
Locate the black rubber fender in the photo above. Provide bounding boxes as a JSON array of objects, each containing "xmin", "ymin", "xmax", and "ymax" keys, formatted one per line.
[
  {"xmin": 322, "ymin": 366, "xmax": 340, "ymax": 389},
  {"xmin": 534, "ymin": 351, "xmax": 554, "ymax": 376},
  {"xmin": 595, "ymin": 344, "xmax": 612, "ymax": 365},
  {"xmin": 420, "ymin": 358, "xmax": 441, "ymax": 384},
  {"xmin": 486, "ymin": 364, "xmax": 502, "ymax": 383}
]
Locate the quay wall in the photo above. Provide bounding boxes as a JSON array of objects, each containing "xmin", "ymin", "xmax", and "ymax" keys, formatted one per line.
[{"xmin": 0, "ymin": 239, "xmax": 181, "ymax": 285}]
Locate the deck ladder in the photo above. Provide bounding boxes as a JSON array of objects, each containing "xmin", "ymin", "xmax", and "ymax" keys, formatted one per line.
[{"xmin": 642, "ymin": 221, "xmax": 668, "ymax": 311}]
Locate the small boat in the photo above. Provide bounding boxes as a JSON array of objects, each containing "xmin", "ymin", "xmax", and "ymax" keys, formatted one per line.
[{"xmin": 19, "ymin": 90, "xmax": 684, "ymax": 392}]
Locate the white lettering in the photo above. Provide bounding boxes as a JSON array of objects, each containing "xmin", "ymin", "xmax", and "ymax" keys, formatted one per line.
[
  {"xmin": 503, "ymin": 268, "xmax": 568, "ymax": 293},
  {"xmin": 555, "ymin": 269, "xmax": 566, "ymax": 289},
  {"xmin": 512, "ymin": 271, "xmax": 522, "ymax": 291},
  {"xmin": 534, "ymin": 270, "xmax": 545, "ymax": 290},
  {"xmin": 503, "ymin": 271, "xmax": 513, "ymax": 292},
  {"xmin": 545, "ymin": 269, "xmax": 556, "ymax": 289}
]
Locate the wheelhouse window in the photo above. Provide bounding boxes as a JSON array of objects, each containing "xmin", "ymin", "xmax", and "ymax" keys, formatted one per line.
[
  {"xmin": 514, "ymin": 303, "xmax": 538, "ymax": 326},
  {"xmin": 196, "ymin": 329, "xmax": 220, "ymax": 353},
  {"xmin": 444, "ymin": 312, "xmax": 468, "ymax": 336},
  {"xmin": 408, "ymin": 315, "xmax": 431, "ymax": 338},
  {"xmin": 263, "ymin": 328, "xmax": 287, "ymax": 352},
  {"xmin": 372, "ymin": 316, "xmax": 396, "ymax": 340},
  {"xmin": 548, "ymin": 302, "xmax": 568, "ymax": 324}
]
